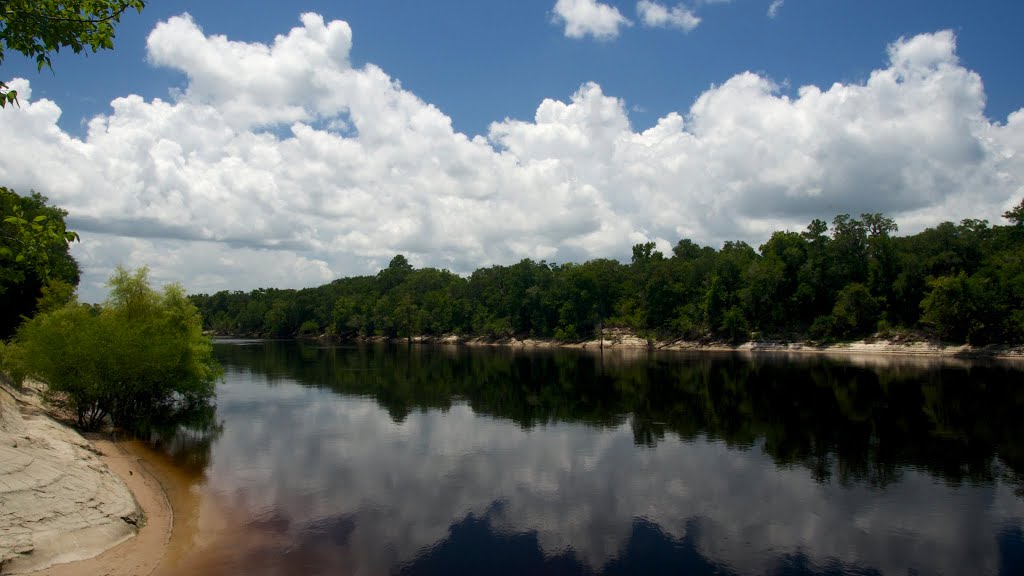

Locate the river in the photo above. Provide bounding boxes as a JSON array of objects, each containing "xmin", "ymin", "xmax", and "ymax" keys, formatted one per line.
[{"xmin": 147, "ymin": 340, "xmax": 1024, "ymax": 575}]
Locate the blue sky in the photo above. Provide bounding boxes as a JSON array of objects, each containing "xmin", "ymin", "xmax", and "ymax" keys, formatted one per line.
[
  {"xmin": 9, "ymin": 1, "xmax": 1024, "ymax": 136},
  {"xmin": 1, "ymin": 1, "xmax": 1023, "ymax": 300}
]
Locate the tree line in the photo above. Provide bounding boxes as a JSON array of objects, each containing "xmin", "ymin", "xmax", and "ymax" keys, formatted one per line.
[{"xmin": 191, "ymin": 202, "xmax": 1024, "ymax": 345}]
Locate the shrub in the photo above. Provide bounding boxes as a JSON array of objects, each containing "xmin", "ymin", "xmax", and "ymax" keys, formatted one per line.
[
  {"xmin": 298, "ymin": 320, "xmax": 320, "ymax": 337},
  {"xmin": 10, "ymin": 267, "xmax": 221, "ymax": 430},
  {"xmin": 719, "ymin": 306, "xmax": 750, "ymax": 344},
  {"xmin": 808, "ymin": 315, "xmax": 834, "ymax": 341},
  {"xmin": 830, "ymin": 283, "xmax": 879, "ymax": 338}
]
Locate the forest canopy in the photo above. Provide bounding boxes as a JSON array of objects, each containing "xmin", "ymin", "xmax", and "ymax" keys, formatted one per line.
[{"xmin": 190, "ymin": 204, "xmax": 1024, "ymax": 345}]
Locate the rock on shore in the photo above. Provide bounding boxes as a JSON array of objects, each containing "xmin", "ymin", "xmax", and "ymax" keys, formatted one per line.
[{"xmin": 0, "ymin": 381, "xmax": 142, "ymax": 574}]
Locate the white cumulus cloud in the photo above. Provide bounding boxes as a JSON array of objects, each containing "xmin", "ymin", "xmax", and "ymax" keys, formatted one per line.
[
  {"xmin": 768, "ymin": 0, "xmax": 784, "ymax": 18},
  {"xmin": 145, "ymin": 12, "xmax": 355, "ymax": 128},
  {"xmin": 552, "ymin": 0, "xmax": 632, "ymax": 39},
  {"xmin": 637, "ymin": 1, "xmax": 701, "ymax": 32},
  {"xmin": 0, "ymin": 16, "xmax": 1021, "ymax": 302}
]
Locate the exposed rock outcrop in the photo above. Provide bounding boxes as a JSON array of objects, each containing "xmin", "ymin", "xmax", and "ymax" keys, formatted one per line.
[
  {"xmin": 0, "ymin": 381, "xmax": 142, "ymax": 574},
  {"xmin": 398, "ymin": 330, "xmax": 1024, "ymax": 359}
]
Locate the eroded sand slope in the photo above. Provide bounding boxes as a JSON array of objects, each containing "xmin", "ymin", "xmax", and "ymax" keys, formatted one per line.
[{"xmin": 0, "ymin": 382, "xmax": 141, "ymax": 574}]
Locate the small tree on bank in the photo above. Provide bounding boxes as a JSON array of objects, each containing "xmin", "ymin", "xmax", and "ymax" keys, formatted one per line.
[{"xmin": 8, "ymin": 266, "xmax": 220, "ymax": 430}]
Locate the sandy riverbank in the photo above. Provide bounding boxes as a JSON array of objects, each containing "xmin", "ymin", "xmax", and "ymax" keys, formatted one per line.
[
  {"xmin": 0, "ymin": 380, "xmax": 176, "ymax": 575},
  {"xmin": 25, "ymin": 439, "xmax": 173, "ymax": 576}
]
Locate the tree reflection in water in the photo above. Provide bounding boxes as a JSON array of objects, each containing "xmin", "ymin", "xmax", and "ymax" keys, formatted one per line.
[
  {"xmin": 157, "ymin": 341, "xmax": 1024, "ymax": 576},
  {"xmin": 215, "ymin": 341, "xmax": 1024, "ymax": 489}
]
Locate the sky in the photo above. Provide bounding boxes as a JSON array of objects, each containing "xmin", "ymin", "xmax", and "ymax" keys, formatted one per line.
[{"xmin": 1, "ymin": 0, "xmax": 1023, "ymax": 302}]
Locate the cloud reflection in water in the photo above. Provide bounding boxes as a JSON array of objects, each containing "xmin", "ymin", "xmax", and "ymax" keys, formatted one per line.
[{"xmin": 185, "ymin": 358, "xmax": 1024, "ymax": 576}]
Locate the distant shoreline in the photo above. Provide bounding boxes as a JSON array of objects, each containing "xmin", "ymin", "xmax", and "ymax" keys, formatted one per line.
[{"xmin": 213, "ymin": 331, "xmax": 1024, "ymax": 361}]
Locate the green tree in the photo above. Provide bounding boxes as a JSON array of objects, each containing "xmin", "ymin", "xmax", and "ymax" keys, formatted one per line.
[
  {"xmin": 701, "ymin": 241, "xmax": 755, "ymax": 337},
  {"xmin": 378, "ymin": 254, "xmax": 413, "ymax": 291},
  {"xmin": 919, "ymin": 272, "xmax": 986, "ymax": 343},
  {"xmin": 862, "ymin": 213, "xmax": 899, "ymax": 317},
  {"xmin": 796, "ymin": 219, "xmax": 831, "ymax": 324},
  {"xmin": 1, "ymin": 0, "xmax": 146, "ymax": 106},
  {"xmin": 553, "ymin": 259, "xmax": 625, "ymax": 340},
  {"xmin": 829, "ymin": 283, "xmax": 879, "ymax": 338},
  {"xmin": 1004, "ymin": 198, "xmax": 1024, "ymax": 227},
  {"xmin": 9, "ymin": 266, "xmax": 220, "ymax": 430},
  {"xmin": 719, "ymin": 305, "xmax": 749, "ymax": 343},
  {"xmin": 297, "ymin": 320, "xmax": 320, "ymax": 338},
  {"xmin": 263, "ymin": 299, "xmax": 295, "ymax": 337},
  {"xmin": 0, "ymin": 187, "xmax": 80, "ymax": 338},
  {"xmin": 827, "ymin": 214, "xmax": 868, "ymax": 290},
  {"xmin": 623, "ymin": 242, "xmax": 667, "ymax": 329},
  {"xmin": 751, "ymin": 230, "xmax": 806, "ymax": 329}
]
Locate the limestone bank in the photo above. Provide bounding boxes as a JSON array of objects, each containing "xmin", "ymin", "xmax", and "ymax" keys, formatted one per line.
[
  {"xmin": 348, "ymin": 330, "xmax": 1024, "ymax": 360},
  {"xmin": 0, "ymin": 380, "xmax": 141, "ymax": 574}
]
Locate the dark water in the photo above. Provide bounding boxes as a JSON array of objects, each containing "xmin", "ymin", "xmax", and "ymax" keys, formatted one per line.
[{"xmin": 157, "ymin": 341, "xmax": 1024, "ymax": 576}]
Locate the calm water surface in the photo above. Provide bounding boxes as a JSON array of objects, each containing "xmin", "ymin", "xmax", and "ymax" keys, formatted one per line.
[{"xmin": 153, "ymin": 341, "xmax": 1024, "ymax": 575}]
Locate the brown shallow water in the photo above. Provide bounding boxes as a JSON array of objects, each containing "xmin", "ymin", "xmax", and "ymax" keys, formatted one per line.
[
  {"xmin": 138, "ymin": 426, "xmax": 361, "ymax": 575},
  {"xmin": 112, "ymin": 437, "xmax": 284, "ymax": 576},
  {"xmin": 136, "ymin": 340, "xmax": 1024, "ymax": 576},
  {"xmin": 120, "ymin": 439, "xmax": 224, "ymax": 576}
]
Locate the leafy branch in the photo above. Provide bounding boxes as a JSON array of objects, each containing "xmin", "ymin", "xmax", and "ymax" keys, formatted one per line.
[{"xmin": 0, "ymin": 0, "xmax": 147, "ymax": 106}]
